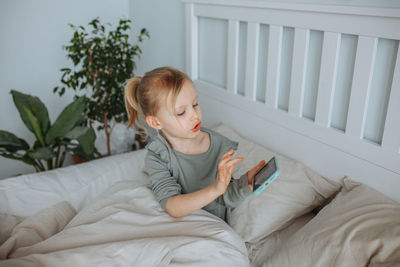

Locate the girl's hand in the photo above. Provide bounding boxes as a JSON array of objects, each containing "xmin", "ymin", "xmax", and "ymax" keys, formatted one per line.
[
  {"xmin": 213, "ymin": 149, "xmax": 243, "ymax": 196},
  {"xmin": 247, "ymin": 160, "xmax": 266, "ymax": 191}
]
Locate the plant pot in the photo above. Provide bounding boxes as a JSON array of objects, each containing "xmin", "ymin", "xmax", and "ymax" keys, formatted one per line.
[{"xmin": 72, "ymin": 154, "xmax": 88, "ymax": 164}]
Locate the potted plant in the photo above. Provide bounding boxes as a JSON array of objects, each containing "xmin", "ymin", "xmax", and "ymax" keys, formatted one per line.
[
  {"xmin": 0, "ymin": 90, "xmax": 97, "ymax": 172},
  {"xmin": 54, "ymin": 18, "xmax": 149, "ymax": 157}
]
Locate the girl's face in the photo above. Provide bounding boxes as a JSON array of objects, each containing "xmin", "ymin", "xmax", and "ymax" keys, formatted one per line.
[{"xmin": 153, "ymin": 80, "xmax": 202, "ymax": 142}]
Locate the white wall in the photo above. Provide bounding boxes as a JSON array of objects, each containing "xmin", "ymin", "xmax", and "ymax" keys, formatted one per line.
[
  {"xmin": 0, "ymin": 0, "xmax": 129, "ymax": 179},
  {"xmin": 129, "ymin": 0, "xmax": 185, "ymax": 76}
]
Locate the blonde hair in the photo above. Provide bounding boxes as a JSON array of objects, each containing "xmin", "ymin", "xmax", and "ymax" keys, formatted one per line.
[{"xmin": 124, "ymin": 66, "xmax": 191, "ymax": 137}]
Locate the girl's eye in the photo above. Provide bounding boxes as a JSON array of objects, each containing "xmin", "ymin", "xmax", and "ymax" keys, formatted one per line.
[{"xmin": 177, "ymin": 103, "xmax": 198, "ymax": 116}]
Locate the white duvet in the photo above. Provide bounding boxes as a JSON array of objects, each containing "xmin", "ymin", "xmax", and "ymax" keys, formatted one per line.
[{"xmin": 0, "ymin": 180, "xmax": 249, "ymax": 267}]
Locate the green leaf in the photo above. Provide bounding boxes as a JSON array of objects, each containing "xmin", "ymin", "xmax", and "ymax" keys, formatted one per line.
[
  {"xmin": 28, "ymin": 147, "xmax": 56, "ymax": 160},
  {"xmin": 64, "ymin": 126, "xmax": 89, "ymax": 139},
  {"xmin": 0, "ymin": 152, "xmax": 38, "ymax": 168},
  {"xmin": 22, "ymin": 105, "xmax": 46, "ymax": 146},
  {"xmin": 64, "ymin": 126, "xmax": 96, "ymax": 157},
  {"xmin": 0, "ymin": 130, "xmax": 29, "ymax": 150},
  {"xmin": 11, "ymin": 90, "xmax": 50, "ymax": 141},
  {"xmin": 76, "ymin": 127, "xmax": 96, "ymax": 155},
  {"xmin": 45, "ymin": 96, "xmax": 86, "ymax": 144}
]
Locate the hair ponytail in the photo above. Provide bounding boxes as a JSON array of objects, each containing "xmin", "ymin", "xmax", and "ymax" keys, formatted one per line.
[{"xmin": 124, "ymin": 76, "xmax": 142, "ymax": 129}]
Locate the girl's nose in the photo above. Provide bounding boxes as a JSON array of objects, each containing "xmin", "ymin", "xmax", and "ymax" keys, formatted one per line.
[
  {"xmin": 191, "ymin": 113, "xmax": 198, "ymax": 121},
  {"xmin": 191, "ymin": 107, "xmax": 200, "ymax": 121}
]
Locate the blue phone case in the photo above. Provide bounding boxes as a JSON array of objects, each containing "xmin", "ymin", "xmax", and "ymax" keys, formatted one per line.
[{"xmin": 252, "ymin": 157, "xmax": 280, "ymax": 195}]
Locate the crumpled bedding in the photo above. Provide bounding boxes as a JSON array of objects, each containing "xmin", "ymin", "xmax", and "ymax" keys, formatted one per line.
[
  {"xmin": 0, "ymin": 201, "xmax": 76, "ymax": 260},
  {"xmin": 0, "ymin": 180, "xmax": 249, "ymax": 267}
]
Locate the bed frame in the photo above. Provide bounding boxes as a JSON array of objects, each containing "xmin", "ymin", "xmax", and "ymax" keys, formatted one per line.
[{"xmin": 182, "ymin": 0, "xmax": 400, "ymax": 202}]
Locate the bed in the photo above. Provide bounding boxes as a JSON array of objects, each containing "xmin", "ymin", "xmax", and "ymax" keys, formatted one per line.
[{"xmin": 1, "ymin": 0, "xmax": 400, "ymax": 266}]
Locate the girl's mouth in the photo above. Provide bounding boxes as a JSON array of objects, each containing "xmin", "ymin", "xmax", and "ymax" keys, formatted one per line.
[{"xmin": 193, "ymin": 122, "xmax": 201, "ymax": 132}]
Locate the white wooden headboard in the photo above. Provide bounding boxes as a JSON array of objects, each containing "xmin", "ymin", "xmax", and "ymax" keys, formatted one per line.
[{"xmin": 183, "ymin": 0, "xmax": 400, "ymax": 202}]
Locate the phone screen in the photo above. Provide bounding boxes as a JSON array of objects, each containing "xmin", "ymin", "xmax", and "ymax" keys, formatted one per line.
[{"xmin": 253, "ymin": 157, "xmax": 277, "ymax": 191}]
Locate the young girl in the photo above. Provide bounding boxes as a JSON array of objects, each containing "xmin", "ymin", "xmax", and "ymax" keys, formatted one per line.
[{"xmin": 124, "ymin": 66, "xmax": 264, "ymax": 223}]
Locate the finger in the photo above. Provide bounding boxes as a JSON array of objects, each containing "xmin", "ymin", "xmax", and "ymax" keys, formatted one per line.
[
  {"xmin": 251, "ymin": 160, "xmax": 265, "ymax": 172},
  {"xmin": 248, "ymin": 160, "xmax": 266, "ymax": 181},
  {"xmin": 219, "ymin": 158, "xmax": 242, "ymax": 178},
  {"xmin": 255, "ymin": 160, "xmax": 266, "ymax": 171},
  {"xmin": 219, "ymin": 149, "xmax": 234, "ymax": 164},
  {"xmin": 220, "ymin": 149, "xmax": 235, "ymax": 162},
  {"xmin": 223, "ymin": 159, "xmax": 243, "ymax": 177},
  {"xmin": 218, "ymin": 155, "xmax": 233, "ymax": 170},
  {"xmin": 225, "ymin": 149, "xmax": 235, "ymax": 155},
  {"xmin": 223, "ymin": 149, "xmax": 234, "ymax": 157},
  {"xmin": 219, "ymin": 151, "xmax": 241, "ymax": 169},
  {"xmin": 226, "ymin": 157, "xmax": 244, "ymax": 168},
  {"xmin": 219, "ymin": 163, "xmax": 235, "ymax": 178}
]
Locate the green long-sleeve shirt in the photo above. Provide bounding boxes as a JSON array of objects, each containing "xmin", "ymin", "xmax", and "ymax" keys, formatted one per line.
[{"xmin": 145, "ymin": 127, "xmax": 252, "ymax": 223}]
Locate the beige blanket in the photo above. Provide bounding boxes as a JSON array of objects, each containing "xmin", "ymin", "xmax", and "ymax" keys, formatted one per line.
[
  {"xmin": 262, "ymin": 178, "xmax": 400, "ymax": 267},
  {"xmin": 0, "ymin": 201, "xmax": 76, "ymax": 259},
  {"xmin": 0, "ymin": 180, "xmax": 249, "ymax": 267}
]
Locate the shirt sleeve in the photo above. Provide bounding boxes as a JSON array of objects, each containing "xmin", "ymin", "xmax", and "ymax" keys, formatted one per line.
[
  {"xmin": 145, "ymin": 150, "xmax": 181, "ymax": 209},
  {"xmin": 218, "ymin": 173, "xmax": 252, "ymax": 208}
]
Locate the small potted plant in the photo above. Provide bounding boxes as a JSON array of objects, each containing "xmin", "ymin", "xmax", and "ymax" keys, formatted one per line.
[
  {"xmin": 54, "ymin": 18, "xmax": 149, "ymax": 157},
  {"xmin": 0, "ymin": 90, "xmax": 97, "ymax": 172}
]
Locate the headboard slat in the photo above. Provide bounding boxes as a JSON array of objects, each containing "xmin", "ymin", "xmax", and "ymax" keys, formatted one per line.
[
  {"xmin": 382, "ymin": 49, "xmax": 400, "ymax": 152},
  {"xmin": 314, "ymin": 32, "xmax": 340, "ymax": 127},
  {"xmin": 185, "ymin": 3, "xmax": 198, "ymax": 79},
  {"xmin": 227, "ymin": 19, "xmax": 239, "ymax": 94},
  {"xmin": 265, "ymin": 25, "xmax": 282, "ymax": 107},
  {"xmin": 245, "ymin": 22, "xmax": 259, "ymax": 101},
  {"xmin": 288, "ymin": 28, "xmax": 309, "ymax": 117},
  {"xmin": 345, "ymin": 36, "xmax": 378, "ymax": 139}
]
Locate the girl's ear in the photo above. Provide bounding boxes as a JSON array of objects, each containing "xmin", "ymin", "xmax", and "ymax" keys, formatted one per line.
[{"xmin": 146, "ymin": 115, "xmax": 162, "ymax": 130}]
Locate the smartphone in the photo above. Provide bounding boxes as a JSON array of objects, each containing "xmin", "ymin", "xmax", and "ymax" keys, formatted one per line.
[{"xmin": 252, "ymin": 157, "xmax": 280, "ymax": 195}]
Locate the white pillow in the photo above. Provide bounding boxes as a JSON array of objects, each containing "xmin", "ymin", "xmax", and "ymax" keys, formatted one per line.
[
  {"xmin": 264, "ymin": 177, "xmax": 400, "ymax": 266},
  {"xmin": 213, "ymin": 123, "xmax": 341, "ymax": 244},
  {"xmin": 0, "ymin": 149, "xmax": 148, "ymax": 216}
]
